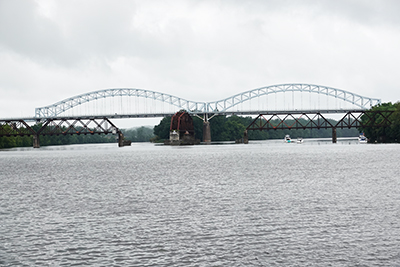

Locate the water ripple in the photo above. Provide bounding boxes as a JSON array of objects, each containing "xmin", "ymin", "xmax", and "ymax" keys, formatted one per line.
[{"xmin": 1, "ymin": 143, "xmax": 400, "ymax": 266}]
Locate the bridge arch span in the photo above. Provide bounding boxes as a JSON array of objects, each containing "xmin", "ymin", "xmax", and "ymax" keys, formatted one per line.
[
  {"xmin": 35, "ymin": 88, "xmax": 206, "ymax": 118},
  {"xmin": 35, "ymin": 84, "xmax": 381, "ymax": 118},
  {"xmin": 207, "ymin": 84, "xmax": 381, "ymax": 113}
]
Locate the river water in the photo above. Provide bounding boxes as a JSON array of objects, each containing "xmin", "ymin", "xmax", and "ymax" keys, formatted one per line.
[{"xmin": 1, "ymin": 139, "xmax": 400, "ymax": 266}]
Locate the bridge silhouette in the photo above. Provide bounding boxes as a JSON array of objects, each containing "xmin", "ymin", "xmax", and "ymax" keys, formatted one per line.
[{"xmin": 0, "ymin": 83, "xmax": 387, "ymax": 147}]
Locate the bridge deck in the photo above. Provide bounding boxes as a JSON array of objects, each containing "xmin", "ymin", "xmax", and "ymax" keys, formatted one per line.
[{"xmin": 0, "ymin": 109, "xmax": 368, "ymax": 122}]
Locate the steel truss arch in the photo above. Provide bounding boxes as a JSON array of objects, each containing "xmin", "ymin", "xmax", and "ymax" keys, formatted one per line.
[
  {"xmin": 35, "ymin": 88, "xmax": 206, "ymax": 118},
  {"xmin": 35, "ymin": 84, "xmax": 381, "ymax": 118},
  {"xmin": 206, "ymin": 83, "xmax": 381, "ymax": 112}
]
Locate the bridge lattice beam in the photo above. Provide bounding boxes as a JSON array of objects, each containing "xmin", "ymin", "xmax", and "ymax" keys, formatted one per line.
[
  {"xmin": 0, "ymin": 120, "xmax": 37, "ymax": 137},
  {"xmin": 246, "ymin": 110, "xmax": 395, "ymax": 132},
  {"xmin": 0, "ymin": 118, "xmax": 121, "ymax": 137}
]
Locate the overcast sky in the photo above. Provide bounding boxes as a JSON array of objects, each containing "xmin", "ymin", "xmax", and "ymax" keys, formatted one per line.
[{"xmin": 1, "ymin": 0, "xmax": 400, "ymax": 126}]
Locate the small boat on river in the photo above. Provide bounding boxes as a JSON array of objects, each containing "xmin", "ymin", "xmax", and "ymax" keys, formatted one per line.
[
  {"xmin": 284, "ymin": 135, "xmax": 291, "ymax": 143},
  {"xmin": 359, "ymin": 133, "xmax": 367, "ymax": 143}
]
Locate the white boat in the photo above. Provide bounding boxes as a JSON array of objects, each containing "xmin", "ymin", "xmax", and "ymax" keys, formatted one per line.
[
  {"xmin": 284, "ymin": 135, "xmax": 291, "ymax": 143},
  {"xmin": 359, "ymin": 133, "xmax": 367, "ymax": 143},
  {"xmin": 296, "ymin": 138, "xmax": 304, "ymax": 144}
]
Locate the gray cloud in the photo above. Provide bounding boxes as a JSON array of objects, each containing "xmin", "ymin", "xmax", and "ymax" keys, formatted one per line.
[
  {"xmin": 0, "ymin": 0, "xmax": 73, "ymax": 66},
  {"xmin": 1, "ymin": 0, "xmax": 399, "ymax": 121}
]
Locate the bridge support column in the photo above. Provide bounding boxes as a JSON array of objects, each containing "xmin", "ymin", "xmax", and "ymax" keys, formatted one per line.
[
  {"xmin": 118, "ymin": 132, "xmax": 124, "ymax": 147},
  {"xmin": 332, "ymin": 128, "xmax": 337, "ymax": 143},
  {"xmin": 33, "ymin": 134, "xmax": 40, "ymax": 148},
  {"xmin": 203, "ymin": 121, "xmax": 211, "ymax": 143},
  {"xmin": 243, "ymin": 130, "xmax": 248, "ymax": 144}
]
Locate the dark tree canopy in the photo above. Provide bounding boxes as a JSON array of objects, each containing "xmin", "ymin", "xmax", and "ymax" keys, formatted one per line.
[{"xmin": 360, "ymin": 102, "xmax": 400, "ymax": 143}]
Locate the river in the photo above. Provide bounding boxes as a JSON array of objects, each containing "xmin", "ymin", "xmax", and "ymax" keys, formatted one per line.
[{"xmin": 1, "ymin": 139, "xmax": 400, "ymax": 266}]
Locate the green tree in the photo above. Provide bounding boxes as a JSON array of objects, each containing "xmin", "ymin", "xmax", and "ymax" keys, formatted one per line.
[
  {"xmin": 0, "ymin": 124, "xmax": 17, "ymax": 148},
  {"xmin": 220, "ymin": 120, "xmax": 246, "ymax": 141},
  {"xmin": 209, "ymin": 115, "xmax": 227, "ymax": 141},
  {"xmin": 123, "ymin": 126, "xmax": 155, "ymax": 142},
  {"xmin": 153, "ymin": 116, "xmax": 171, "ymax": 140},
  {"xmin": 193, "ymin": 117, "xmax": 204, "ymax": 140},
  {"xmin": 361, "ymin": 102, "xmax": 399, "ymax": 143}
]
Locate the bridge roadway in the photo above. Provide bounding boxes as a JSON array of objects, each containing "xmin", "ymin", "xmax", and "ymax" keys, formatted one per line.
[{"xmin": 0, "ymin": 109, "xmax": 368, "ymax": 122}]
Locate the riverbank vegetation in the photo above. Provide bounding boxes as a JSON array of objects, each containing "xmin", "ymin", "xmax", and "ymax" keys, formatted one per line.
[
  {"xmin": 360, "ymin": 102, "xmax": 400, "ymax": 143},
  {"xmin": 0, "ymin": 126, "xmax": 155, "ymax": 149},
  {"xmin": 0, "ymin": 132, "xmax": 115, "ymax": 149},
  {"xmin": 121, "ymin": 126, "xmax": 154, "ymax": 143}
]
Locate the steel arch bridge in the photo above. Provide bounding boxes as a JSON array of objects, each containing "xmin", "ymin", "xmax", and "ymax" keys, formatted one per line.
[
  {"xmin": 35, "ymin": 88, "xmax": 205, "ymax": 118},
  {"xmin": 34, "ymin": 84, "xmax": 381, "ymax": 118}
]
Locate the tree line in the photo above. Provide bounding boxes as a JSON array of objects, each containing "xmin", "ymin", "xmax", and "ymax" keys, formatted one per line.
[{"xmin": 0, "ymin": 124, "xmax": 155, "ymax": 149}]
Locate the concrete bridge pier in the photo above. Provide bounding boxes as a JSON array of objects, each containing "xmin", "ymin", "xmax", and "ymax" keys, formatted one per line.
[
  {"xmin": 118, "ymin": 132, "xmax": 124, "ymax": 147},
  {"xmin": 33, "ymin": 134, "xmax": 40, "ymax": 148},
  {"xmin": 332, "ymin": 127, "xmax": 337, "ymax": 143},
  {"xmin": 203, "ymin": 120, "xmax": 211, "ymax": 143},
  {"xmin": 243, "ymin": 130, "xmax": 249, "ymax": 144}
]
